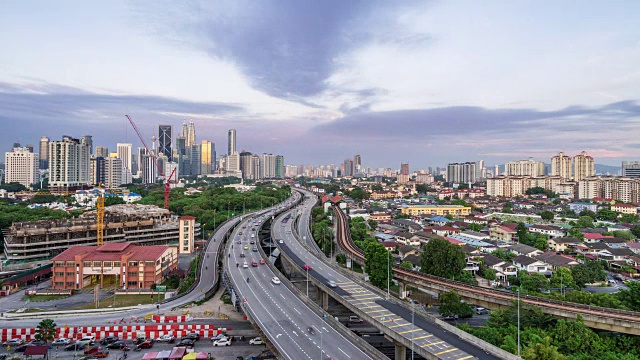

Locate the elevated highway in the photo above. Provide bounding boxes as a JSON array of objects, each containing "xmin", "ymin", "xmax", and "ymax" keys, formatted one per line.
[{"xmin": 332, "ymin": 204, "xmax": 640, "ymax": 336}]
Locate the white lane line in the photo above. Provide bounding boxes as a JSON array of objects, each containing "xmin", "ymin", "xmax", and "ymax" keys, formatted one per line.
[
  {"xmin": 339, "ymin": 347, "xmax": 351, "ymax": 358},
  {"xmin": 294, "ymin": 308, "xmax": 301, "ymax": 315}
]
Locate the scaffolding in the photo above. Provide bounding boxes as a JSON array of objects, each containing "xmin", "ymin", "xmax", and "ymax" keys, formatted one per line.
[{"xmin": 96, "ymin": 193, "xmax": 105, "ymax": 246}]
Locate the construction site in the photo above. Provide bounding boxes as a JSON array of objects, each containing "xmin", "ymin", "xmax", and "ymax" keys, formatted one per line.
[{"xmin": 2, "ymin": 204, "xmax": 200, "ymax": 263}]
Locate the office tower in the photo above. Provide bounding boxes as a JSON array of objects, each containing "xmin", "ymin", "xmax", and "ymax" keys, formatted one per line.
[
  {"xmin": 95, "ymin": 146, "xmax": 109, "ymax": 158},
  {"xmin": 175, "ymin": 136, "xmax": 188, "ymax": 176},
  {"xmin": 81, "ymin": 135, "xmax": 93, "ymax": 155},
  {"xmin": 477, "ymin": 159, "xmax": 485, "ymax": 180},
  {"xmin": 201, "ymin": 140, "xmax": 216, "ymax": 174},
  {"xmin": 353, "ymin": 154, "xmax": 361, "ymax": 173},
  {"xmin": 573, "ymin": 151, "xmax": 594, "ymax": 181},
  {"xmin": 228, "ymin": 129, "xmax": 237, "ymax": 156},
  {"xmin": 49, "ymin": 136, "xmax": 90, "ymax": 189},
  {"xmin": 240, "ymin": 151, "xmax": 253, "ymax": 179},
  {"xmin": 158, "ymin": 125, "xmax": 173, "ymax": 162},
  {"xmin": 186, "ymin": 120, "xmax": 196, "ymax": 147},
  {"xmin": 5, "ymin": 147, "xmax": 39, "ymax": 187},
  {"xmin": 622, "ymin": 161, "xmax": 640, "ymax": 178},
  {"xmin": 251, "ymin": 154, "xmax": 260, "ymax": 180},
  {"xmin": 138, "ymin": 148, "xmax": 156, "ymax": 184},
  {"xmin": 226, "ymin": 153, "xmax": 240, "ymax": 172},
  {"xmin": 400, "ymin": 163, "xmax": 410, "ymax": 175},
  {"xmin": 343, "ymin": 159, "xmax": 354, "ymax": 177},
  {"xmin": 39, "ymin": 136, "xmax": 49, "ymax": 170},
  {"xmin": 24, "ymin": 144, "xmax": 34, "ymax": 153},
  {"xmin": 446, "ymin": 162, "xmax": 477, "ymax": 184},
  {"xmin": 116, "ymin": 143, "xmax": 133, "ymax": 171},
  {"xmin": 188, "ymin": 144, "xmax": 201, "ymax": 176},
  {"xmin": 551, "ymin": 152, "xmax": 572, "ymax": 180},
  {"xmin": 495, "ymin": 165, "xmax": 500, "ymax": 176},
  {"xmin": 90, "ymin": 157, "xmax": 105, "ymax": 186},
  {"xmin": 104, "ymin": 157, "xmax": 123, "ymax": 188},
  {"xmin": 259, "ymin": 153, "xmax": 276, "ymax": 179},
  {"xmin": 504, "ymin": 159, "xmax": 545, "ymax": 177},
  {"xmin": 275, "ymin": 155, "xmax": 284, "ymax": 179}
]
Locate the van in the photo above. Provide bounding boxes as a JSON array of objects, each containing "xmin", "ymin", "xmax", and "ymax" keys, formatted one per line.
[
  {"xmin": 475, "ymin": 307, "xmax": 488, "ymax": 315},
  {"xmin": 349, "ymin": 316, "xmax": 363, "ymax": 323},
  {"xmin": 608, "ymin": 279, "xmax": 617, "ymax": 286}
]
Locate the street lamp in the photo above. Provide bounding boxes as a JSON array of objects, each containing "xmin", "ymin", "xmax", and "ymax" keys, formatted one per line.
[
  {"xmin": 310, "ymin": 325, "xmax": 323, "ymax": 360},
  {"xmin": 517, "ymin": 288, "xmax": 521, "ymax": 357},
  {"xmin": 243, "ymin": 196, "xmax": 246, "ymax": 215},
  {"xmin": 409, "ymin": 299, "xmax": 415, "ymax": 360},
  {"xmin": 306, "ymin": 266, "xmax": 309, "ymax": 297},
  {"xmin": 202, "ymin": 223, "xmax": 206, "ymax": 241}
]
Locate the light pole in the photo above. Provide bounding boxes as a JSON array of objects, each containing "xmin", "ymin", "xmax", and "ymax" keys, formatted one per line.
[
  {"xmin": 410, "ymin": 299, "xmax": 415, "ymax": 360},
  {"xmin": 517, "ymin": 288, "xmax": 521, "ymax": 358},
  {"xmin": 387, "ymin": 250, "xmax": 390, "ymax": 299},
  {"xmin": 306, "ymin": 267, "xmax": 309, "ymax": 297},
  {"xmin": 243, "ymin": 196, "xmax": 246, "ymax": 215},
  {"xmin": 202, "ymin": 223, "xmax": 206, "ymax": 241},
  {"xmin": 213, "ymin": 210, "xmax": 216, "ymax": 231},
  {"xmin": 310, "ymin": 325, "xmax": 323, "ymax": 360}
]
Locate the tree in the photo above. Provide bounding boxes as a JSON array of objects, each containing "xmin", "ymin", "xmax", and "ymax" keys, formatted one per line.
[
  {"xmin": 520, "ymin": 273, "xmax": 550, "ymax": 293},
  {"xmin": 568, "ymin": 228, "xmax": 585, "ymax": 241},
  {"xmin": 522, "ymin": 335, "xmax": 567, "ymax": 360},
  {"xmin": 399, "ymin": 261, "xmax": 414, "ymax": 269},
  {"xmin": 612, "ymin": 230, "xmax": 633, "ymax": 241},
  {"xmin": 596, "ymin": 208, "xmax": 618, "ymax": 221},
  {"xmin": 336, "ymin": 253, "xmax": 346, "ymax": 265},
  {"xmin": 616, "ymin": 282, "xmax": 640, "ymax": 311},
  {"xmin": 363, "ymin": 242, "xmax": 392, "ymax": 289},
  {"xmin": 571, "ymin": 261, "xmax": 606, "ymax": 288},
  {"xmin": 371, "ymin": 184, "xmax": 383, "ymax": 192},
  {"xmin": 550, "ymin": 268, "xmax": 576, "ymax": 290},
  {"xmin": 438, "ymin": 291, "xmax": 473, "ymax": 318},
  {"xmin": 0, "ymin": 182, "xmax": 27, "ymax": 192},
  {"xmin": 539, "ymin": 210, "xmax": 555, "ymax": 221},
  {"xmin": 420, "ymin": 238, "xmax": 466, "ymax": 279},
  {"xmin": 632, "ymin": 226, "xmax": 640, "ymax": 239},
  {"xmin": 579, "ymin": 209, "xmax": 596, "ymax": 219},
  {"xmin": 395, "ymin": 213, "xmax": 410, "ymax": 219},
  {"xmin": 516, "ymin": 222, "xmax": 528, "ymax": 242},
  {"xmin": 534, "ymin": 237, "xmax": 548, "ymax": 251},
  {"xmin": 367, "ymin": 219, "xmax": 378, "ymax": 230},
  {"xmin": 30, "ymin": 193, "xmax": 57, "ymax": 204},
  {"xmin": 348, "ymin": 187, "xmax": 370, "ymax": 202},
  {"xmin": 105, "ymin": 196, "xmax": 126, "ymax": 206},
  {"xmin": 576, "ymin": 216, "xmax": 594, "ymax": 228},
  {"xmin": 35, "ymin": 318, "xmax": 57, "ymax": 344},
  {"xmin": 620, "ymin": 213, "xmax": 639, "ymax": 224},
  {"xmin": 467, "ymin": 223, "xmax": 484, "ymax": 232}
]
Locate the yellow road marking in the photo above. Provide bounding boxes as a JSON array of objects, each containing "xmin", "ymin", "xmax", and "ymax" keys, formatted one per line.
[
  {"xmin": 423, "ymin": 341, "xmax": 444, "ymax": 347},
  {"xmin": 412, "ymin": 334, "xmax": 433, "ymax": 340},
  {"xmin": 366, "ymin": 309, "xmax": 387, "ymax": 314},
  {"xmin": 336, "ymin": 282, "xmax": 354, "ymax": 285},
  {"xmin": 435, "ymin": 348, "xmax": 457, "ymax": 356},
  {"xmin": 389, "ymin": 323, "xmax": 409, "ymax": 329},
  {"xmin": 372, "ymin": 313, "xmax": 393, "ymax": 319},
  {"xmin": 398, "ymin": 328, "xmax": 421, "ymax": 335},
  {"xmin": 352, "ymin": 301, "xmax": 374, "ymax": 306},
  {"xmin": 359, "ymin": 305, "xmax": 379, "ymax": 309},
  {"xmin": 457, "ymin": 356, "xmax": 473, "ymax": 360},
  {"xmin": 350, "ymin": 296, "xmax": 379, "ymax": 301}
]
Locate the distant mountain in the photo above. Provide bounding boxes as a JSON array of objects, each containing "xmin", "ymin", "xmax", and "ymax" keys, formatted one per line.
[{"xmin": 594, "ymin": 164, "xmax": 620, "ymax": 175}]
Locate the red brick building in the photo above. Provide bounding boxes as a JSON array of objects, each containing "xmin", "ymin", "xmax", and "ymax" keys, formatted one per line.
[{"xmin": 51, "ymin": 242, "xmax": 178, "ymax": 290}]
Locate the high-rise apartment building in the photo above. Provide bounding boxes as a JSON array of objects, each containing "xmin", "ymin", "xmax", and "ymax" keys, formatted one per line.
[
  {"xmin": 354, "ymin": 154, "xmax": 361, "ymax": 173},
  {"xmin": 551, "ymin": 152, "xmax": 572, "ymax": 180},
  {"xmin": 81, "ymin": 135, "xmax": 93, "ymax": 155},
  {"xmin": 226, "ymin": 153, "xmax": 240, "ymax": 172},
  {"xmin": 504, "ymin": 159, "xmax": 545, "ymax": 177},
  {"xmin": 90, "ymin": 156, "xmax": 105, "ymax": 186},
  {"xmin": 49, "ymin": 136, "xmax": 90, "ymax": 189},
  {"xmin": 116, "ymin": 143, "xmax": 133, "ymax": 171},
  {"xmin": 400, "ymin": 163, "xmax": 409, "ymax": 176},
  {"xmin": 573, "ymin": 151, "xmax": 594, "ymax": 182},
  {"xmin": 200, "ymin": 140, "xmax": 216, "ymax": 174},
  {"xmin": 39, "ymin": 136, "xmax": 49, "ymax": 170},
  {"xmin": 104, "ymin": 157, "xmax": 123, "ymax": 188},
  {"xmin": 622, "ymin": 161, "xmax": 640, "ymax": 178},
  {"xmin": 259, "ymin": 153, "xmax": 276, "ymax": 179},
  {"xmin": 240, "ymin": 151, "xmax": 253, "ymax": 179},
  {"xmin": 343, "ymin": 159, "xmax": 354, "ymax": 177},
  {"xmin": 158, "ymin": 125, "xmax": 173, "ymax": 162},
  {"xmin": 275, "ymin": 155, "xmax": 285, "ymax": 179},
  {"xmin": 5, "ymin": 147, "xmax": 39, "ymax": 187},
  {"xmin": 228, "ymin": 129, "xmax": 237, "ymax": 156},
  {"xmin": 252, "ymin": 154, "xmax": 260, "ymax": 180},
  {"xmin": 139, "ymin": 148, "xmax": 156, "ymax": 184},
  {"xmin": 447, "ymin": 162, "xmax": 477, "ymax": 184},
  {"xmin": 95, "ymin": 146, "xmax": 109, "ymax": 158}
]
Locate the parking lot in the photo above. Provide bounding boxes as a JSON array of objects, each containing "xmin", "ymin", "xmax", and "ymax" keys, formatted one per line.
[{"xmin": 0, "ymin": 337, "xmax": 268, "ymax": 360}]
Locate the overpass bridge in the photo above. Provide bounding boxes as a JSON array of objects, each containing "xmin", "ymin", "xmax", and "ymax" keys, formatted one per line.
[{"xmin": 332, "ymin": 204, "xmax": 640, "ymax": 336}]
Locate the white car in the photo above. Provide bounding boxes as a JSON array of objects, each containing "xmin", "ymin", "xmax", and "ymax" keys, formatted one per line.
[
  {"xmin": 279, "ymin": 239, "xmax": 284, "ymax": 244},
  {"xmin": 328, "ymin": 280, "xmax": 337, "ymax": 288},
  {"xmin": 249, "ymin": 337, "xmax": 264, "ymax": 345},
  {"xmin": 79, "ymin": 335, "xmax": 95, "ymax": 343},
  {"xmin": 52, "ymin": 338, "xmax": 71, "ymax": 346},
  {"xmin": 213, "ymin": 338, "xmax": 231, "ymax": 346},
  {"xmin": 156, "ymin": 334, "xmax": 175, "ymax": 342},
  {"xmin": 243, "ymin": 261, "xmax": 249, "ymax": 268},
  {"xmin": 271, "ymin": 277, "xmax": 281, "ymax": 285}
]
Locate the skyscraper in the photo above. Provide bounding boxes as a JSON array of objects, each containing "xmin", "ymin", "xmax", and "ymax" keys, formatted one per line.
[
  {"xmin": 622, "ymin": 161, "xmax": 640, "ymax": 178},
  {"xmin": 49, "ymin": 136, "xmax": 90, "ymax": 189},
  {"xmin": 228, "ymin": 129, "xmax": 237, "ymax": 156},
  {"xmin": 259, "ymin": 153, "xmax": 276, "ymax": 179},
  {"xmin": 81, "ymin": 135, "xmax": 93, "ymax": 155},
  {"xmin": 275, "ymin": 155, "xmax": 285, "ymax": 179},
  {"xmin": 104, "ymin": 157, "xmax": 123, "ymax": 188},
  {"xmin": 200, "ymin": 140, "xmax": 216, "ymax": 174},
  {"xmin": 139, "ymin": 148, "xmax": 156, "ymax": 184},
  {"xmin": 400, "ymin": 163, "xmax": 410, "ymax": 175},
  {"xmin": 90, "ymin": 156, "xmax": 105, "ymax": 186},
  {"xmin": 39, "ymin": 136, "xmax": 49, "ymax": 170},
  {"xmin": 504, "ymin": 159, "xmax": 545, "ymax": 177},
  {"xmin": 187, "ymin": 120, "xmax": 196, "ymax": 147},
  {"xmin": 158, "ymin": 125, "xmax": 173, "ymax": 162},
  {"xmin": 551, "ymin": 152, "xmax": 572, "ymax": 180},
  {"xmin": 5, "ymin": 147, "xmax": 39, "ymax": 187},
  {"xmin": 240, "ymin": 151, "xmax": 253, "ymax": 179},
  {"xmin": 116, "ymin": 143, "xmax": 133, "ymax": 171},
  {"xmin": 573, "ymin": 151, "xmax": 594, "ymax": 181},
  {"xmin": 188, "ymin": 144, "xmax": 201, "ymax": 176},
  {"xmin": 446, "ymin": 162, "xmax": 477, "ymax": 184},
  {"xmin": 343, "ymin": 159, "xmax": 354, "ymax": 177},
  {"xmin": 95, "ymin": 146, "xmax": 109, "ymax": 158}
]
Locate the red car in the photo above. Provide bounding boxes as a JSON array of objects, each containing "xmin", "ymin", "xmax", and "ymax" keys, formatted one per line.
[
  {"xmin": 259, "ymin": 259, "xmax": 265, "ymax": 265},
  {"xmin": 135, "ymin": 340, "xmax": 153, "ymax": 351},
  {"xmin": 84, "ymin": 346, "xmax": 104, "ymax": 355},
  {"xmin": 93, "ymin": 350, "xmax": 109, "ymax": 358},
  {"xmin": 303, "ymin": 264, "xmax": 312, "ymax": 271},
  {"xmin": 251, "ymin": 262, "xmax": 258, "ymax": 267}
]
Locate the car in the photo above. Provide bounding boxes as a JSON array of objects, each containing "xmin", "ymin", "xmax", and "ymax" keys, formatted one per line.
[
  {"xmin": 249, "ymin": 337, "xmax": 264, "ymax": 345},
  {"xmin": 258, "ymin": 349, "xmax": 276, "ymax": 359},
  {"xmin": 243, "ymin": 245, "xmax": 249, "ymax": 250},
  {"xmin": 65, "ymin": 343, "xmax": 87, "ymax": 351},
  {"xmin": 210, "ymin": 334, "xmax": 228, "ymax": 342},
  {"xmin": 155, "ymin": 334, "xmax": 175, "ymax": 343},
  {"xmin": 92, "ymin": 350, "xmax": 109, "ymax": 358},
  {"xmin": 239, "ymin": 232, "xmax": 243, "ymax": 235},
  {"xmin": 303, "ymin": 264, "xmax": 312, "ymax": 271},
  {"xmin": 271, "ymin": 277, "xmax": 281, "ymax": 285},
  {"xmin": 52, "ymin": 338, "xmax": 72, "ymax": 346},
  {"xmin": 250, "ymin": 240, "xmax": 255, "ymax": 244},
  {"xmin": 213, "ymin": 338, "xmax": 232, "ymax": 346},
  {"xmin": 28, "ymin": 340, "xmax": 47, "ymax": 346},
  {"xmin": 443, "ymin": 314, "xmax": 459, "ymax": 321},
  {"xmin": 14, "ymin": 344, "xmax": 33, "ymax": 353},
  {"xmin": 106, "ymin": 341, "xmax": 129, "ymax": 350},
  {"xmin": 75, "ymin": 339, "xmax": 93, "ymax": 347},
  {"xmin": 243, "ymin": 261, "xmax": 249, "ymax": 268},
  {"xmin": 475, "ymin": 307, "xmax": 489, "ymax": 315},
  {"xmin": 252, "ymin": 262, "xmax": 258, "ymax": 267},
  {"xmin": 349, "ymin": 316, "xmax": 363, "ymax": 323},
  {"xmin": 328, "ymin": 280, "xmax": 336, "ymax": 288},
  {"xmin": 240, "ymin": 253, "xmax": 246, "ymax": 258},
  {"xmin": 177, "ymin": 339, "xmax": 195, "ymax": 348},
  {"xmin": 259, "ymin": 259, "xmax": 265, "ymax": 265},
  {"xmin": 134, "ymin": 340, "xmax": 153, "ymax": 351},
  {"xmin": 99, "ymin": 336, "xmax": 119, "ymax": 345},
  {"xmin": 80, "ymin": 336, "xmax": 96, "ymax": 343},
  {"xmin": 78, "ymin": 356, "xmax": 99, "ymax": 360},
  {"xmin": 236, "ymin": 240, "xmax": 241, "ymax": 244},
  {"xmin": 278, "ymin": 239, "xmax": 284, "ymax": 244},
  {"xmin": 182, "ymin": 333, "xmax": 200, "ymax": 341},
  {"xmin": 3, "ymin": 339, "xmax": 25, "ymax": 346},
  {"xmin": 252, "ymin": 247, "xmax": 258, "ymax": 252}
]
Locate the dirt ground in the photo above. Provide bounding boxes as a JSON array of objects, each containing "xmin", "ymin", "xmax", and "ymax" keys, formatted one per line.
[{"xmin": 166, "ymin": 287, "xmax": 246, "ymax": 321}]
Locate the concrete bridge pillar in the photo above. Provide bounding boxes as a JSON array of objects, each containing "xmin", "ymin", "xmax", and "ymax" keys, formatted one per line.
[
  {"xmin": 394, "ymin": 341, "xmax": 407, "ymax": 360},
  {"xmin": 398, "ymin": 282, "xmax": 407, "ymax": 299},
  {"xmin": 322, "ymin": 290, "xmax": 329, "ymax": 311}
]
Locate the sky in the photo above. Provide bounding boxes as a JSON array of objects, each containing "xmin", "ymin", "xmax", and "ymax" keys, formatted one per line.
[{"xmin": 1, "ymin": 0, "xmax": 640, "ymax": 169}]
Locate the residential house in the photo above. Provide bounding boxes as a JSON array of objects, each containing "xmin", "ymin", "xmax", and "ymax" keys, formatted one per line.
[
  {"xmin": 583, "ymin": 233, "xmax": 614, "ymax": 243},
  {"xmin": 392, "ymin": 219, "xmax": 423, "ymax": 233},
  {"xmin": 375, "ymin": 233, "xmax": 396, "ymax": 243},
  {"xmin": 612, "ymin": 203, "xmax": 638, "ymax": 215},
  {"xmin": 547, "ymin": 237, "xmax": 581, "ymax": 253},
  {"xmin": 509, "ymin": 244, "xmax": 543, "ymax": 257},
  {"xmin": 512, "ymin": 255, "xmax": 550, "ymax": 274},
  {"xmin": 460, "ymin": 230, "xmax": 490, "ymax": 241},
  {"xmin": 627, "ymin": 242, "xmax": 640, "ymax": 255},
  {"xmin": 430, "ymin": 225, "xmax": 460, "ymax": 237},
  {"xmin": 535, "ymin": 252, "xmax": 579, "ymax": 270},
  {"xmin": 475, "ymin": 254, "xmax": 509, "ymax": 281},
  {"xmin": 370, "ymin": 212, "xmax": 392, "ymax": 223},
  {"xmin": 569, "ymin": 202, "xmax": 599, "ymax": 213},
  {"xmin": 378, "ymin": 224, "xmax": 403, "ymax": 234},
  {"xmin": 604, "ymin": 238, "xmax": 630, "ymax": 249},
  {"xmin": 425, "ymin": 216, "xmax": 450, "ymax": 226},
  {"xmin": 379, "ymin": 241, "xmax": 397, "ymax": 252},
  {"xmin": 399, "ymin": 245, "xmax": 419, "ymax": 259},
  {"xmin": 403, "ymin": 254, "xmax": 421, "ymax": 270},
  {"xmin": 490, "ymin": 224, "xmax": 518, "ymax": 243},
  {"xmin": 394, "ymin": 231, "xmax": 421, "ymax": 247},
  {"xmin": 528, "ymin": 224, "xmax": 565, "ymax": 238},
  {"xmin": 464, "ymin": 256, "xmax": 480, "ymax": 274},
  {"xmin": 598, "ymin": 247, "xmax": 635, "ymax": 262},
  {"xmin": 461, "ymin": 244, "xmax": 482, "ymax": 255},
  {"xmin": 465, "ymin": 216, "xmax": 489, "ymax": 225}
]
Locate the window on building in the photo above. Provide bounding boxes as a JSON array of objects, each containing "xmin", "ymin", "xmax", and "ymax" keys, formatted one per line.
[
  {"xmin": 93, "ymin": 261, "xmax": 101, "ymax": 267},
  {"xmin": 183, "ymin": 246, "xmax": 189, "ymax": 251},
  {"xmin": 66, "ymin": 272, "xmax": 74, "ymax": 276},
  {"xmin": 183, "ymin": 226, "xmax": 189, "ymax": 232},
  {"xmin": 55, "ymin": 272, "xmax": 64, "ymax": 276},
  {"xmin": 127, "ymin": 281, "xmax": 138, "ymax": 287},
  {"xmin": 128, "ymin": 272, "xmax": 138, "ymax": 277},
  {"xmin": 114, "ymin": 261, "xmax": 120, "ymax": 267},
  {"xmin": 65, "ymin": 282, "xmax": 74, "ymax": 286},
  {"xmin": 129, "ymin": 261, "xmax": 138, "ymax": 266},
  {"xmin": 83, "ymin": 261, "xmax": 91, "ymax": 267},
  {"xmin": 183, "ymin": 240, "xmax": 189, "ymax": 245},
  {"xmin": 145, "ymin": 261, "xmax": 154, "ymax": 267},
  {"xmin": 66, "ymin": 261, "xmax": 74, "ymax": 267},
  {"xmin": 184, "ymin": 233, "xmax": 189, "ymax": 240},
  {"xmin": 156, "ymin": 260, "xmax": 160, "ymax": 265},
  {"xmin": 103, "ymin": 262, "xmax": 112, "ymax": 267},
  {"xmin": 55, "ymin": 282, "xmax": 64, "ymax": 287},
  {"xmin": 55, "ymin": 262, "xmax": 64, "ymax": 267}
]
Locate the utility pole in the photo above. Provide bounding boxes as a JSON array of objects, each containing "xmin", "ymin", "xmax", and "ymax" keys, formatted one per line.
[{"xmin": 517, "ymin": 288, "xmax": 521, "ymax": 358}]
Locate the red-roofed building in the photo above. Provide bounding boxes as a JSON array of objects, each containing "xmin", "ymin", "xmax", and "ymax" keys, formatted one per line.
[
  {"xmin": 612, "ymin": 203, "xmax": 638, "ymax": 214},
  {"xmin": 583, "ymin": 233, "xmax": 615, "ymax": 242},
  {"xmin": 51, "ymin": 242, "xmax": 178, "ymax": 290},
  {"xmin": 321, "ymin": 195, "xmax": 343, "ymax": 204},
  {"xmin": 444, "ymin": 237, "xmax": 464, "ymax": 245}
]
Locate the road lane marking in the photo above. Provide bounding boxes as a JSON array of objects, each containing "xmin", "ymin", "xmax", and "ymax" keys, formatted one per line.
[
  {"xmin": 423, "ymin": 341, "xmax": 445, "ymax": 347},
  {"xmin": 339, "ymin": 347, "xmax": 351, "ymax": 358},
  {"xmin": 457, "ymin": 356, "xmax": 474, "ymax": 360},
  {"xmin": 412, "ymin": 335, "xmax": 433, "ymax": 340},
  {"xmin": 294, "ymin": 308, "xmax": 301, "ymax": 315},
  {"xmin": 398, "ymin": 328, "xmax": 422, "ymax": 335},
  {"xmin": 389, "ymin": 323, "xmax": 410, "ymax": 329},
  {"xmin": 435, "ymin": 348, "xmax": 457, "ymax": 356},
  {"xmin": 366, "ymin": 309, "xmax": 387, "ymax": 314}
]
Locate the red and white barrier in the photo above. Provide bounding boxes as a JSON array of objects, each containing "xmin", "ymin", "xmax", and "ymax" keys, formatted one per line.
[
  {"xmin": 1, "ymin": 325, "xmax": 230, "ymax": 342},
  {"xmin": 150, "ymin": 315, "xmax": 192, "ymax": 323}
]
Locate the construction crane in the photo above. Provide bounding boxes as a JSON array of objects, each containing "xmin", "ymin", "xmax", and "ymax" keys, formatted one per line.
[
  {"xmin": 125, "ymin": 115, "xmax": 177, "ymax": 210},
  {"xmin": 96, "ymin": 189, "xmax": 105, "ymax": 246}
]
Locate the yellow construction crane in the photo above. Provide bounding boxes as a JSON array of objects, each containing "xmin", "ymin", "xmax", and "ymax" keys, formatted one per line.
[{"xmin": 96, "ymin": 189, "xmax": 105, "ymax": 246}]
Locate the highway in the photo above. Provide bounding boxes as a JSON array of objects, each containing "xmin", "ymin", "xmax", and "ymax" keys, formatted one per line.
[
  {"xmin": 2, "ymin": 202, "xmax": 283, "ymax": 329},
  {"xmin": 276, "ymin": 189, "xmax": 498, "ymax": 360},
  {"xmin": 226, "ymin": 192, "xmax": 373, "ymax": 360}
]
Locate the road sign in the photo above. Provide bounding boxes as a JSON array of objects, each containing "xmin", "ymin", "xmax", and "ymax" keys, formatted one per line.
[{"xmin": 156, "ymin": 286, "xmax": 167, "ymax": 292}]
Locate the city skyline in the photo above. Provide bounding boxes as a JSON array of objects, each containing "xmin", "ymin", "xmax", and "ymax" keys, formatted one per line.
[{"xmin": 1, "ymin": 2, "xmax": 640, "ymax": 167}]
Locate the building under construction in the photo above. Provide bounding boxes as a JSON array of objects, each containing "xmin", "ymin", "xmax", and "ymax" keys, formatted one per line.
[{"xmin": 2, "ymin": 204, "xmax": 200, "ymax": 263}]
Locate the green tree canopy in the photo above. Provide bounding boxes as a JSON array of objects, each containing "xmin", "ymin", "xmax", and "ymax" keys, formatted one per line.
[
  {"xmin": 438, "ymin": 291, "xmax": 473, "ymax": 318},
  {"xmin": 571, "ymin": 261, "xmax": 606, "ymax": 288},
  {"xmin": 575, "ymin": 216, "xmax": 595, "ymax": 228},
  {"xmin": 539, "ymin": 210, "xmax": 555, "ymax": 221},
  {"xmin": 104, "ymin": 196, "xmax": 126, "ymax": 207},
  {"xmin": 617, "ymin": 282, "xmax": 640, "ymax": 311},
  {"xmin": 420, "ymin": 238, "xmax": 466, "ymax": 279},
  {"xmin": 520, "ymin": 272, "xmax": 550, "ymax": 293},
  {"xmin": 620, "ymin": 213, "xmax": 639, "ymax": 224},
  {"xmin": 612, "ymin": 230, "xmax": 633, "ymax": 241},
  {"xmin": 596, "ymin": 208, "xmax": 618, "ymax": 221},
  {"xmin": 0, "ymin": 182, "xmax": 27, "ymax": 192},
  {"xmin": 363, "ymin": 242, "xmax": 392, "ymax": 289},
  {"xmin": 35, "ymin": 318, "xmax": 57, "ymax": 344}
]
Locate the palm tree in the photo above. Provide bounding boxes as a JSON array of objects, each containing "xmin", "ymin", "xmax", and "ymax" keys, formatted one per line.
[{"xmin": 35, "ymin": 318, "xmax": 57, "ymax": 346}]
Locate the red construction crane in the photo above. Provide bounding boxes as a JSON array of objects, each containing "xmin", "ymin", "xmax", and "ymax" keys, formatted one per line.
[{"xmin": 125, "ymin": 115, "xmax": 177, "ymax": 210}]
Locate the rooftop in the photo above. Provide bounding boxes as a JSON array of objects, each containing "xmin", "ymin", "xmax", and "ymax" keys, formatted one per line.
[{"xmin": 52, "ymin": 243, "xmax": 172, "ymax": 262}]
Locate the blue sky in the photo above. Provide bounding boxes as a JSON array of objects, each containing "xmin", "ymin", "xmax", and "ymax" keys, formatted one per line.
[{"xmin": 1, "ymin": 1, "xmax": 639, "ymax": 168}]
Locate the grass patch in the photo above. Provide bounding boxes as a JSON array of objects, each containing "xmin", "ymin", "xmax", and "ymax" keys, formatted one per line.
[
  {"xmin": 71, "ymin": 294, "xmax": 157, "ymax": 310},
  {"xmin": 24, "ymin": 294, "xmax": 69, "ymax": 302},
  {"xmin": 220, "ymin": 290, "xmax": 232, "ymax": 305}
]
